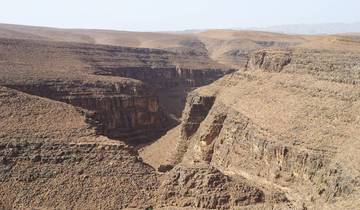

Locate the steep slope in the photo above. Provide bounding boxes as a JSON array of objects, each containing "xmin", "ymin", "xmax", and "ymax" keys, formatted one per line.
[
  {"xmin": 1, "ymin": 86, "xmax": 279, "ymax": 210},
  {"xmin": 158, "ymin": 47, "xmax": 360, "ymax": 209},
  {"xmin": 0, "ymin": 86, "xmax": 159, "ymax": 209},
  {"xmin": 2, "ymin": 24, "xmax": 360, "ymax": 209},
  {"xmin": 0, "ymin": 37, "xmax": 232, "ymax": 144}
]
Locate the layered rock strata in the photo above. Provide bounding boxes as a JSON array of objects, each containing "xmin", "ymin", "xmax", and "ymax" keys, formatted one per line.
[
  {"xmin": 168, "ymin": 48, "xmax": 360, "ymax": 209},
  {"xmin": 0, "ymin": 38, "xmax": 232, "ymax": 144}
]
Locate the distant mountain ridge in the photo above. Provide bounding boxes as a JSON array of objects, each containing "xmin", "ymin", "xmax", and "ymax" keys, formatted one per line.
[{"xmin": 252, "ymin": 22, "xmax": 360, "ymax": 35}]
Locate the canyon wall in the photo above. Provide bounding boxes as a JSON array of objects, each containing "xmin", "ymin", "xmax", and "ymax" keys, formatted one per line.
[
  {"xmin": 0, "ymin": 85, "xmax": 282, "ymax": 210},
  {"xmin": 0, "ymin": 38, "xmax": 233, "ymax": 144},
  {"xmin": 170, "ymin": 48, "xmax": 360, "ymax": 209},
  {"xmin": 5, "ymin": 80, "xmax": 168, "ymax": 144}
]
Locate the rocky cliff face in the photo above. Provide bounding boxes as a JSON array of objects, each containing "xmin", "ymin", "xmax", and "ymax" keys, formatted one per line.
[
  {"xmin": 82, "ymin": 42, "xmax": 234, "ymax": 122},
  {"xmin": 94, "ymin": 67, "xmax": 231, "ymax": 89},
  {"xmin": 3, "ymin": 27, "xmax": 360, "ymax": 209},
  {"xmin": 0, "ymin": 38, "xmax": 232, "ymax": 144},
  {"xmin": 155, "ymin": 165, "xmax": 265, "ymax": 209},
  {"xmin": 5, "ymin": 80, "xmax": 168, "ymax": 144},
  {"xmin": 174, "ymin": 93, "xmax": 216, "ymax": 163},
  {"xmin": 180, "ymin": 94, "xmax": 216, "ymax": 139},
  {"xmin": 170, "ymin": 49, "xmax": 360, "ymax": 208},
  {"xmin": 0, "ymin": 79, "xmax": 288, "ymax": 210},
  {"xmin": 249, "ymin": 48, "xmax": 360, "ymax": 85},
  {"xmin": 190, "ymin": 102, "xmax": 354, "ymax": 201},
  {"xmin": 92, "ymin": 66, "xmax": 232, "ymax": 120},
  {"xmin": 248, "ymin": 50, "xmax": 292, "ymax": 72}
]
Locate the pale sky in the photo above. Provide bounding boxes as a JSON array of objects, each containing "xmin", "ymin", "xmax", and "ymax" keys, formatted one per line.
[{"xmin": 0, "ymin": 0, "xmax": 359, "ymax": 31}]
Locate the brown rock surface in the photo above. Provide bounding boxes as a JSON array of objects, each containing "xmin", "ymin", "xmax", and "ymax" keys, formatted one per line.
[
  {"xmin": 0, "ymin": 87, "xmax": 158, "ymax": 209},
  {"xmin": 167, "ymin": 50, "xmax": 360, "ymax": 208},
  {"xmin": 155, "ymin": 165, "xmax": 265, "ymax": 209},
  {"xmin": 0, "ymin": 37, "xmax": 233, "ymax": 144},
  {"xmin": 1, "ymin": 24, "xmax": 360, "ymax": 209}
]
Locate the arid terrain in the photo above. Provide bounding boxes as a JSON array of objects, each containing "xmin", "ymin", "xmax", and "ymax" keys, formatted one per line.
[{"xmin": 0, "ymin": 23, "xmax": 360, "ymax": 209}]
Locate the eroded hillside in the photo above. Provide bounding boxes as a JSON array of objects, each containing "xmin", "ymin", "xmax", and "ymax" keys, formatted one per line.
[
  {"xmin": 0, "ymin": 37, "xmax": 233, "ymax": 144},
  {"xmin": 1, "ymin": 24, "xmax": 360, "ymax": 209},
  {"xmin": 143, "ymin": 46, "xmax": 360, "ymax": 209},
  {"xmin": 0, "ymin": 87, "xmax": 158, "ymax": 209}
]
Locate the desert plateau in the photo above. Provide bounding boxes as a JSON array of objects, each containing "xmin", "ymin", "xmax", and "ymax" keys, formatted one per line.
[{"xmin": 1, "ymin": 13, "xmax": 360, "ymax": 210}]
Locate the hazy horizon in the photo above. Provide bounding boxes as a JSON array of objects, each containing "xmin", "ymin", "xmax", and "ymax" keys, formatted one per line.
[{"xmin": 0, "ymin": 0, "xmax": 359, "ymax": 32}]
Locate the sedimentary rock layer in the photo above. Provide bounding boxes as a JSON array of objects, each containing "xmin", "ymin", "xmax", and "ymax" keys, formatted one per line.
[
  {"xmin": 171, "ymin": 53, "xmax": 360, "ymax": 208},
  {"xmin": 0, "ymin": 38, "xmax": 232, "ymax": 144}
]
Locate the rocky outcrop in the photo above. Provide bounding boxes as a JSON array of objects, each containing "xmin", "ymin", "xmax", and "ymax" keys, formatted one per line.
[
  {"xmin": 173, "ymin": 70, "xmax": 360, "ymax": 208},
  {"xmin": 172, "ymin": 93, "xmax": 216, "ymax": 163},
  {"xmin": 84, "ymin": 45, "xmax": 234, "ymax": 124},
  {"xmin": 0, "ymin": 142, "xmax": 159, "ymax": 209},
  {"xmin": 249, "ymin": 50, "xmax": 292, "ymax": 72},
  {"xmin": 249, "ymin": 48, "xmax": 360, "ymax": 85},
  {"xmin": 281, "ymin": 49, "xmax": 360, "ymax": 84},
  {"xmin": 0, "ymin": 37, "xmax": 233, "ymax": 144},
  {"xmin": 0, "ymin": 87, "xmax": 159, "ymax": 209},
  {"xmin": 216, "ymin": 108, "xmax": 357, "ymax": 204},
  {"xmin": 180, "ymin": 93, "xmax": 216, "ymax": 139},
  {"xmin": 181, "ymin": 103, "xmax": 228, "ymax": 164},
  {"xmin": 208, "ymin": 107, "xmax": 334, "ymax": 196},
  {"xmin": 5, "ymin": 80, "xmax": 169, "ymax": 144},
  {"xmin": 155, "ymin": 165, "xmax": 265, "ymax": 209}
]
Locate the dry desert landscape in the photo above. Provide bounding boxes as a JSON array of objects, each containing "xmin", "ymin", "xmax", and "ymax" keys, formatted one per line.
[{"xmin": 0, "ymin": 23, "xmax": 360, "ymax": 209}]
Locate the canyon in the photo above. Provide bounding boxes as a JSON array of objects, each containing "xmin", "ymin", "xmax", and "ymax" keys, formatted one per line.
[{"xmin": 0, "ymin": 23, "xmax": 360, "ymax": 209}]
